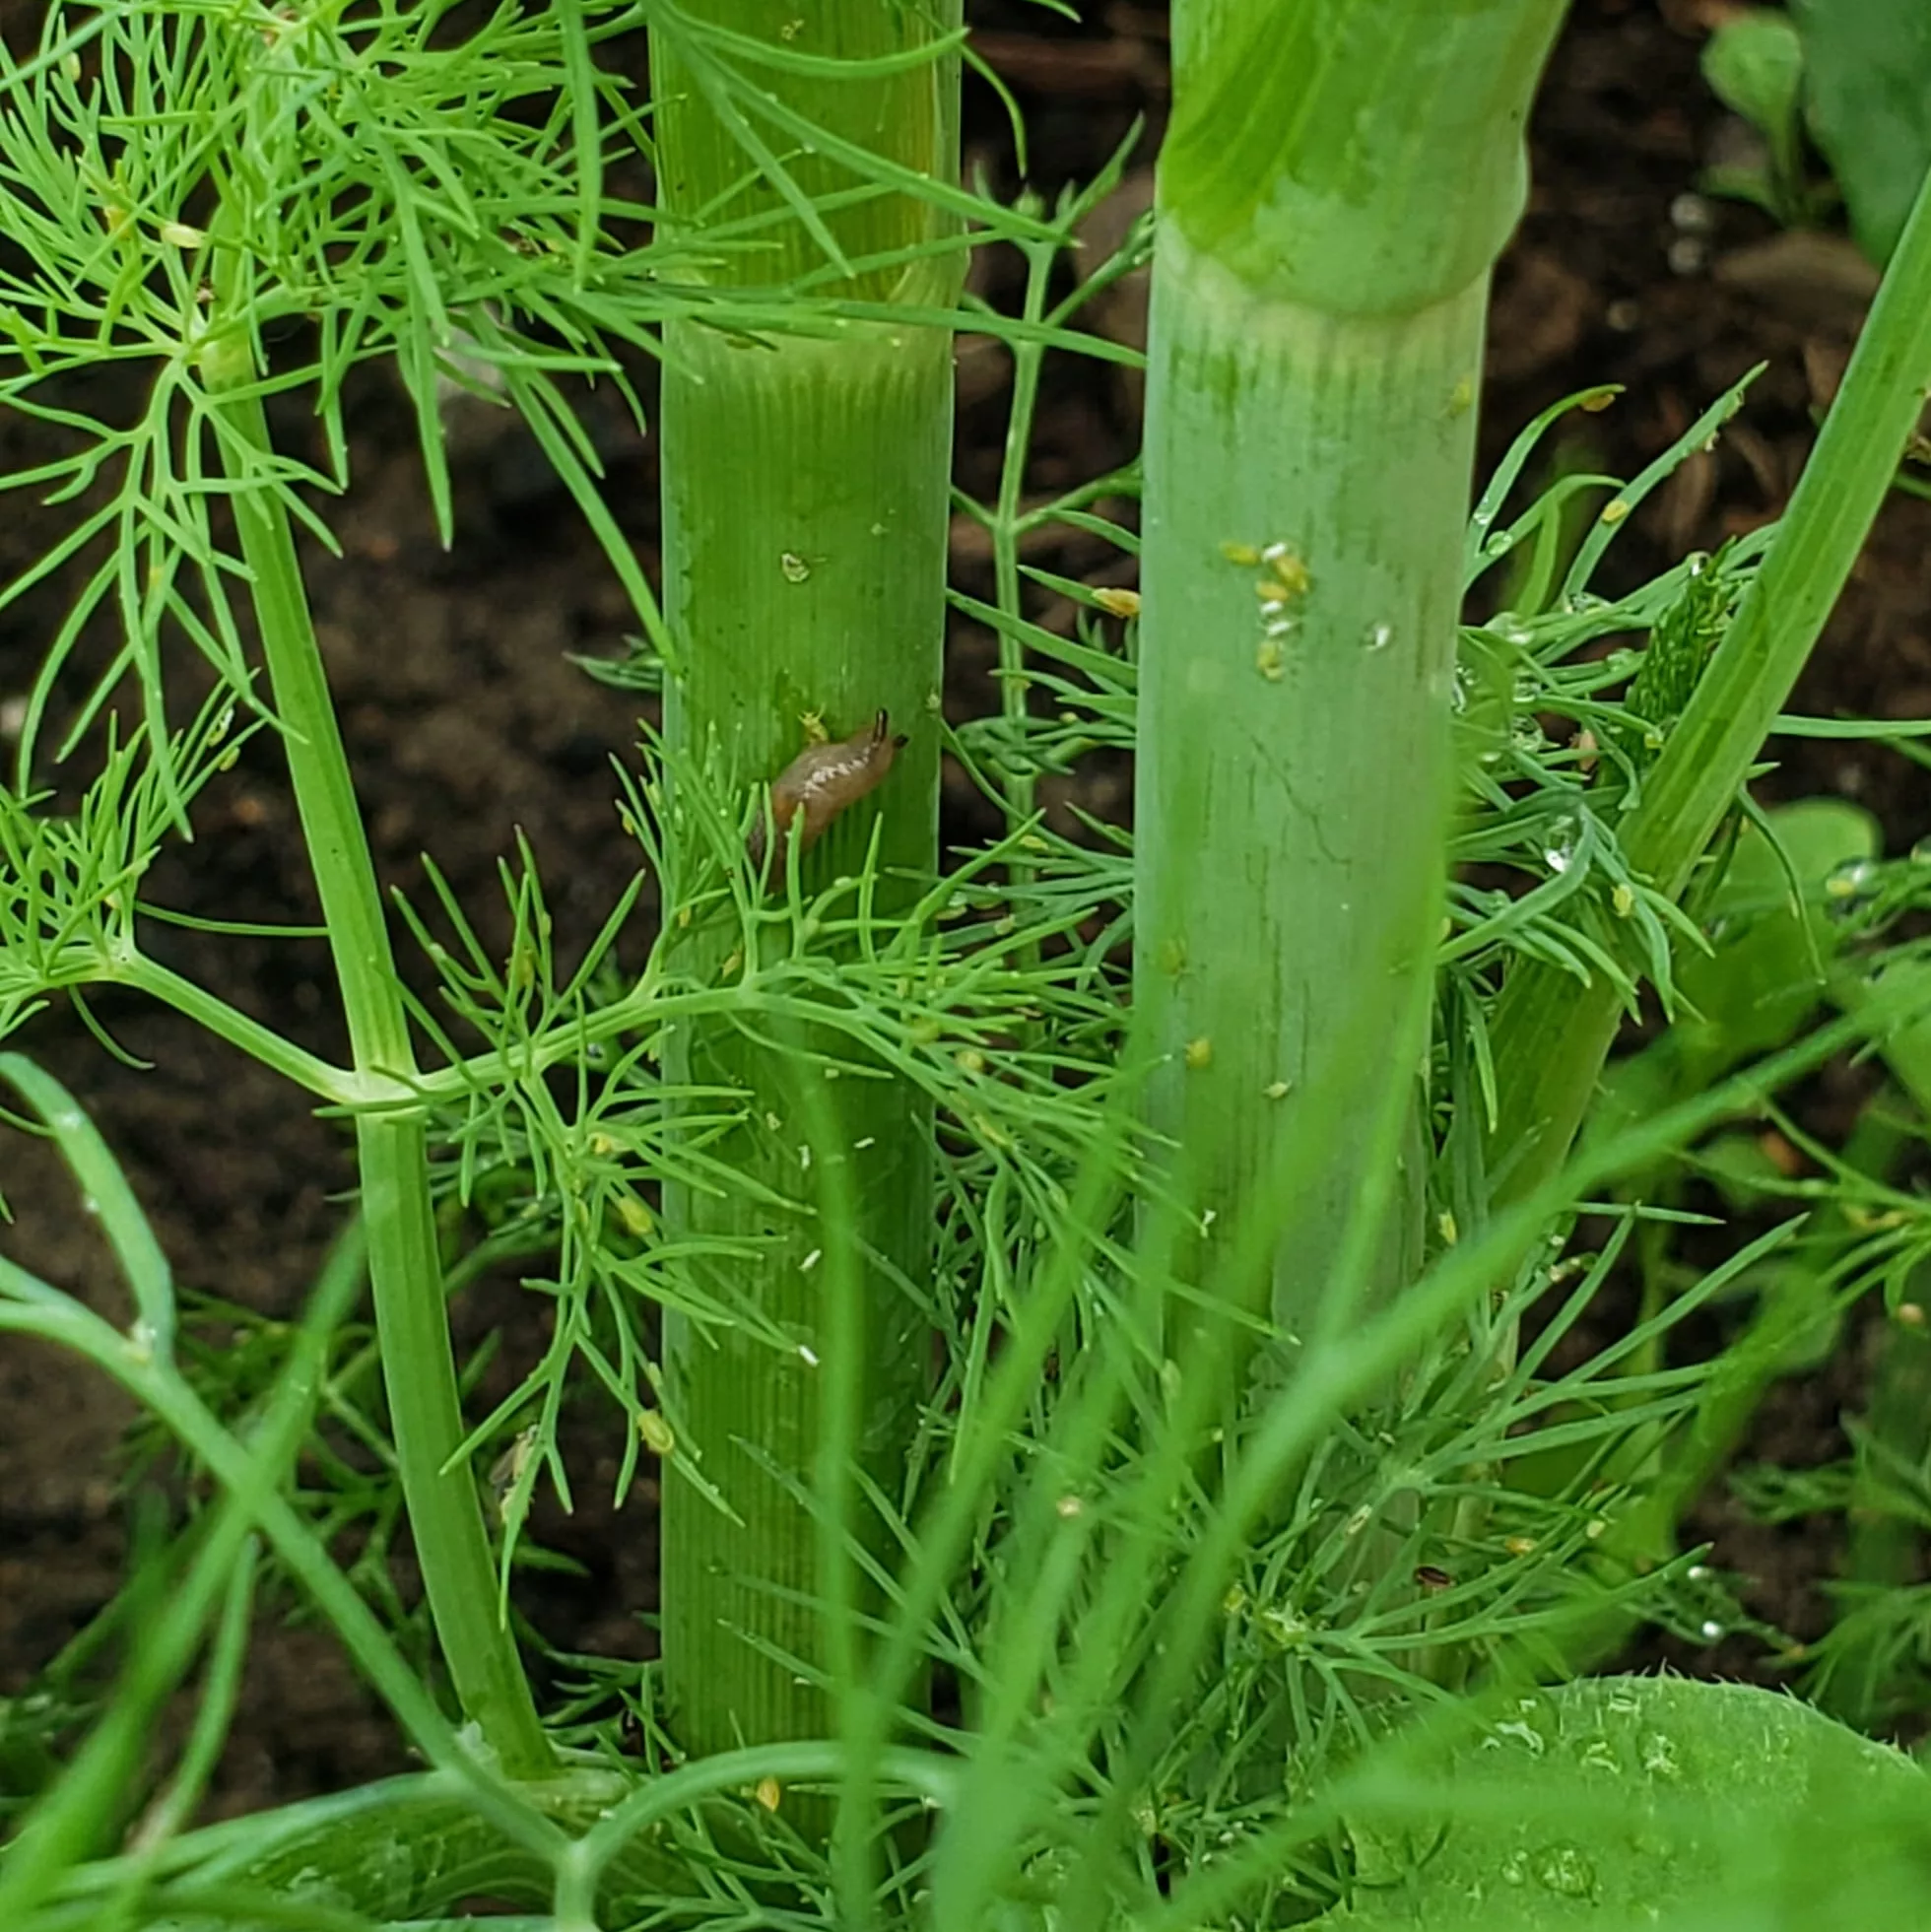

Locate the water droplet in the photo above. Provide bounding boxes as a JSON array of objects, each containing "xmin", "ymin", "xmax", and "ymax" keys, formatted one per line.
[
  {"xmin": 1486, "ymin": 531, "xmax": 1514, "ymax": 557},
  {"xmin": 1543, "ymin": 817, "xmax": 1578, "ymax": 873},
  {"xmin": 779, "ymin": 552, "xmax": 811, "ymax": 583},
  {"xmin": 1825, "ymin": 858, "xmax": 1878, "ymax": 900},
  {"xmin": 1699, "ymin": 1619, "xmax": 1723, "ymax": 1640}
]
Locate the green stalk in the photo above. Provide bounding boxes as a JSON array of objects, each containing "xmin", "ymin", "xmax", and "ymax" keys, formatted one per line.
[
  {"xmin": 646, "ymin": 2, "xmax": 961, "ymax": 1760},
  {"xmin": 1484, "ymin": 157, "xmax": 1931, "ymax": 1205},
  {"xmin": 0, "ymin": 1276, "xmax": 327, "ymax": 1926},
  {"xmin": 991, "ymin": 233, "xmax": 1058, "ymax": 833},
  {"xmin": 1137, "ymin": 0, "xmax": 1565, "ymax": 1403},
  {"xmin": 205, "ymin": 374, "xmax": 550, "ymax": 1778}
]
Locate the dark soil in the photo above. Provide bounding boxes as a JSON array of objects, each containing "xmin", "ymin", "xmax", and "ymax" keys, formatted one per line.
[{"xmin": 3, "ymin": 0, "xmax": 1928, "ymax": 1825}]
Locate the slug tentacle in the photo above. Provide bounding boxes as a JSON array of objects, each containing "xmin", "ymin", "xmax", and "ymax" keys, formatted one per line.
[{"xmin": 749, "ymin": 708, "xmax": 907, "ymax": 889}]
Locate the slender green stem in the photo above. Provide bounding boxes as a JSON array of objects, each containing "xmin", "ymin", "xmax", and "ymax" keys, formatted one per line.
[
  {"xmin": 1484, "ymin": 156, "xmax": 1931, "ymax": 1204},
  {"xmin": 118, "ymin": 955, "xmax": 360, "ymax": 1102},
  {"xmin": 0, "ymin": 1285, "xmax": 571, "ymax": 1860},
  {"xmin": 0, "ymin": 1228, "xmax": 358, "ymax": 1924},
  {"xmin": 991, "ymin": 233, "xmax": 1057, "ymax": 833},
  {"xmin": 205, "ymin": 381, "xmax": 550, "ymax": 1776}
]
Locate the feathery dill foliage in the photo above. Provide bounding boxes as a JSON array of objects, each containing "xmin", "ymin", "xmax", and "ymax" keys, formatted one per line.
[{"xmin": 5, "ymin": 0, "xmax": 1931, "ymax": 1926}]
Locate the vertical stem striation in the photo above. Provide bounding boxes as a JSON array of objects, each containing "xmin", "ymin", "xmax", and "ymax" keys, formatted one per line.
[
  {"xmin": 648, "ymin": 1, "xmax": 961, "ymax": 1761},
  {"xmin": 657, "ymin": 324, "xmax": 949, "ymax": 1756}
]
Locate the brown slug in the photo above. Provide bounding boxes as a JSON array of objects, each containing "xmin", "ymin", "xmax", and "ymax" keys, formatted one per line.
[{"xmin": 749, "ymin": 709, "xmax": 908, "ymax": 887}]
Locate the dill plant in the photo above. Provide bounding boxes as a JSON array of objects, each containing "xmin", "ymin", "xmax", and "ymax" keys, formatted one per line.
[
  {"xmin": 644, "ymin": 0, "xmax": 964, "ymax": 1764},
  {"xmin": 3, "ymin": 1, "xmax": 1931, "ymax": 1929},
  {"xmin": 1136, "ymin": 0, "xmax": 1566, "ymax": 1422}
]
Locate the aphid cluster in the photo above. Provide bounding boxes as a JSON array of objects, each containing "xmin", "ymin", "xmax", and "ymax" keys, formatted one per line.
[{"xmin": 1221, "ymin": 538, "xmax": 1313, "ymax": 683}]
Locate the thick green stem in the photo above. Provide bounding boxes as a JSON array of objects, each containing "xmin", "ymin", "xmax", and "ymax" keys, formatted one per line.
[
  {"xmin": 657, "ymin": 326, "xmax": 946, "ymax": 1757},
  {"xmin": 209, "ymin": 384, "xmax": 551, "ymax": 1778},
  {"xmin": 648, "ymin": 1, "xmax": 959, "ymax": 1762},
  {"xmin": 1483, "ymin": 156, "xmax": 1931, "ymax": 1206},
  {"xmin": 1137, "ymin": 0, "xmax": 1565, "ymax": 1406}
]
